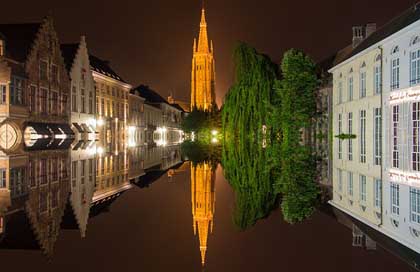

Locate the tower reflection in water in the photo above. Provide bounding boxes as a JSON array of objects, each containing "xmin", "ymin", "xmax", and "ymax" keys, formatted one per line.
[
  {"xmin": 191, "ymin": 162, "xmax": 216, "ymax": 266},
  {"xmin": 0, "ymin": 142, "xmax": 182, "ymax": 257}
]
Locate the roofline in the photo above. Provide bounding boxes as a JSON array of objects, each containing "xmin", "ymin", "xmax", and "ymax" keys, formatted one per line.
[
  {"xmin": 91, "ymin": 70, "xmax": 132, "ymax": 89},
  {"xmin": 329, "ymin": 13, "xmax": 420, "ymax": 73}
]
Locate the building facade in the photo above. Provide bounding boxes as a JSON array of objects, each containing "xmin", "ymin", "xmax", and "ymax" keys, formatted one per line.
[
  {"xmin": 0, "ymin": 17, "xmax": 73, "ymax": 153},
  {"xmin": 61, "ymin": 37, "xmax": 96, "ymax": 146},
  {"xmin": 191, "ymin": 7, "xmax": 216, "ymax": 111}
]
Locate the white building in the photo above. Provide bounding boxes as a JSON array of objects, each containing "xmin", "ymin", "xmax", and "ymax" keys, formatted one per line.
[
  {"xmin": 330, "ymin": 3, "xmax": 420, "ymax": 254},
  {"xmin": 61, "ymin": 37, "xmax": 96, "ymax": 145}
]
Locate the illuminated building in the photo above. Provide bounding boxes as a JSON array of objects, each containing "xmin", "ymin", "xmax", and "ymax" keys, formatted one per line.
[
  {"xmin": 330, "ymin": 4, "xmax": 420, "ymax": 255},
  {"xmin": 0, "ymin": 17, "xmax": 73, "ymax": 153},
  {"xmin": 191, "ymin": 6, "xmax": 216, "ymax": 111},
  {"xmin": 191, "ymin": 162, "xmax": 215, "ymax": 266},
  {"xmin": 61, "ymin": 37, "xmax": 97, "ymax": 147},
  {"xmin": 90, "ymin": 55, "xmax": 131, "ymax": 153},
  {"xmin": 134, "ymin": 85, "xmax": 183, "ymax": 147},
  {"xmin": 128, "ymin": 89, "xmax": 145, "ymax": 147}
]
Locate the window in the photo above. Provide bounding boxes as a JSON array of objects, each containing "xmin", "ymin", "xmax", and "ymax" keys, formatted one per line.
[
  {"xmin": 374, "ymin": 55, "xmax": 382, "ymax": 94},
  {"xmin": 72, "ymin": 85, "xmax": 77, "ymax": 112},
  {"xmin": 338, "ymin": 169, "xmax": 343, "ymax": 192},
  {"xmin": 348, "ymin": 112, "xmax": 353, "ymax": 161},
  {"xmin": 89, "ymin": 92, "xmax": 94, "ymax": 114},
  {"xmin": 348, "ymin": 76, "xmax": 353, "ymax": 101},
  {"xmin": 10, "ymin": 77, "xmax": 23, "ymax": 105},
  {"xmin": 81, "ymin": 88, "xmax": 86, "ymax": 113},
  {"xmin": 348, "ymin": 172, "xmax": 354, "ymax": 196},
  {"xmin": 101, "ymin": 98, "xmax": 105, "ymax": 116},
  {"xmin": 391, "ymin": 183, "xmax": 400, "ymax": 215},
  {"xmin": 391, "ymin": 58, "xmax": 400, "ymax": 90},
  {"xmin": 40, "ymin": 88, "xmax": 48, "ymax": 114},
  {"xmin": 0, "ymin": 84, "xmax": 6, "ymax": 104},
  {"xmin": 338, "ymin": 114, "xmax": 342, "ymax": 159},
  {"xmin": 360, "ymin": 110, "xmax": 366, "ymax": 163},
  {"xmin": 374, "ymin": 108, "xmax": 382, "ymax": 165},
  {"xmin": 51, "ymin": 64, "xmax": 59, "ymax": 84},
  {"xmin": 360, "ymin": 175, "xmax": 367, "ymax": 202},
  {"xmin": 0, "ymin": 169, "xmax": 6, "ymax": 188},
  {"xmin": 29, "ymin": 85, "xmax": 36, "ymax": 112},
  {"xmin": 393, "ymin": 105, "xmax": 400, "ymax": 168},
  {"xmin": 410, "ymin": 188, "xmax": 420, "ymax": 224},
  {"xmin": 414, "ymin": 103, "xmax": 420, "ymax": 171},
  {"xmin": 360, "ymin": 71, "xmax": 366, "ymax": 98},
  {"xmin": 50, "ymin": 91, "xmax": 58, "ymax": 115},
  {"xmin": 411, "ymin": 49, "xmax": 420, "ymax": 86},
  {"xmin": 40, "ymin": 60, "xmax": 48, "ymax": 81},
  {"xmin": 338, "ymin": 81, "xmax": 343, "ymax": 104},
  {"xmin": 374, "ymin": 179, "xmax": 382, "ymax": 208}
]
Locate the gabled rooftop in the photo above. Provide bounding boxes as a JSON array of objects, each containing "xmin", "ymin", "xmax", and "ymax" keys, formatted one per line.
[{"xmin": 89, "ymin": 54, "xmax": 126, "ymax": 83}]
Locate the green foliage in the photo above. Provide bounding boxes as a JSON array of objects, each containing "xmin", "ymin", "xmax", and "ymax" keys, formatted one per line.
[
  {"xmin": 222, "ymin": 42, "xmax": 278, "ymax": 143},
  {"xmin": 274, "ymin": 49, "xmax": 320, "ymax": 224},
  {"xmin": 181, "ymin": 109, "xmax": 221, "ymax": 144},
  {"xmin": 335, "ymin": 134, "xmax": 356, "ymax": 140}
]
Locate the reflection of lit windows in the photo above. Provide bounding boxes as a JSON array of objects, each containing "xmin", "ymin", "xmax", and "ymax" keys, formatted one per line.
[
  {"xmin": 393, "ymin": 105, "xmax": 400, "ymax": 168},
  {"xmin": 0, "ymin": 169, "xmax": 6, "ymax": 188},
  {"xmin": 359, "ymin": 175, "xmax": 366, "ymax": 202},
  {"xmin": 360, "ymin": 110, "xmax": 366, "ymax": 163},
  {"xmin": 348, "ymin": 112, "xmax": 353, "ymax": 161},
  {"xmin": 413, "ymin": 102, "xmax": 420, "ymax": 171},
  {"xmin": 374, "ymin": 108, "xmax": 382, "ymax": 165},
  {"xmin": 374, "ymin": 179, "xmax": 382, "ymax": 208},
  {"xmin": 391, "ymin": 183, "xmax": 400, "ymax": 215},
  {"xmin": 348, "ymin": 172, "xmax": 353, "ymax": 197},
  {"xmin": 410, "ymin": 188, "xmax": 420, "ymax": 224}
]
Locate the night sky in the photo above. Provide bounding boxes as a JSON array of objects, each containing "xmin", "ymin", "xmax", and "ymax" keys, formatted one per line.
[{"xmin": 1, "ymin": 0, "xmax": 417, "ymax": 105}]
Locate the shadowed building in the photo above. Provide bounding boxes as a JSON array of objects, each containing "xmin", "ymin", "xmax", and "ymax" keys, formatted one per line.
[
  {"xmin": 191, "ymin": 6, "xmax": 216, "ymax": 111},
  {"xmin": 191, "ymin": 162, "xmax": 215, "ymax": 266}
]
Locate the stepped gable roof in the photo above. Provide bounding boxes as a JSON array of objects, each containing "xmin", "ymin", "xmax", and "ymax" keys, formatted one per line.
[
  {"xmin": 0, "ymin": 23, "xmax": 41, "ymax": 62},
  {"xmin": 338, "ymin": 4, "xmax": 420, "ymax": 66},
  {"xmin": 89, "ymin": 54, "xmax": 127, "ymax": 83},
  {"xmin": 60, "ymin": 43, "xmax": 79, "ymax": 73}
]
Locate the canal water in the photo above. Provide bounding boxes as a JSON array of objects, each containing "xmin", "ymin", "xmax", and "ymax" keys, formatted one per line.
[{"xmin": 0, "ymin": 147, "xmax": 418, "ymax": 271}]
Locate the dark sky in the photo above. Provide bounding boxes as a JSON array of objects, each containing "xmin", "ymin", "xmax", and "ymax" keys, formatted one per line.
[{"xmin": 1, "ymin": 0, "xmax": 417, "ymax": 105}]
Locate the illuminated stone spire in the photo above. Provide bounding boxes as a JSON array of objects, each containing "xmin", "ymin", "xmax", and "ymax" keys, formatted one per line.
[
  {"xmin": 191, "ymin": 162, "xmax": 215, "ymax": 266},
  {"xmin": 191, "ymin": 3, "xmax": 216, "ymax": 111}
]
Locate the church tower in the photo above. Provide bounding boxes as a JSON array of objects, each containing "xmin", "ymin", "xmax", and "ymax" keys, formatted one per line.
[
  {"xmin": 191, "ymin": 4, "xmax": 216, "ymax": 111},
  {"xmin": 191, "ymin": 162, "xmax": 216, "ymax": 266}
]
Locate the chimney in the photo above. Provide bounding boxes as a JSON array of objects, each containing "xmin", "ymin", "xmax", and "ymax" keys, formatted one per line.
[
  {"xmin": 365, "ymin": 23, "xmax": 377, "ymax": 38},
  {"xmin": 352, "ymin": 26, "xmax": 365, "ymax": 48}
]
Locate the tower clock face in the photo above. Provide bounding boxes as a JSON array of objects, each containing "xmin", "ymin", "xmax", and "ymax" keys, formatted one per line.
[{"xmin": 0, "ymin": 123, "xmax": 18, "ymax": 150}]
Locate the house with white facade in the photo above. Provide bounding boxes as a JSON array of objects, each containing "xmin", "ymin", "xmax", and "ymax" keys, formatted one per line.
[{"xmin": 330, "ymin": 3, "xmax": 420, "ymax": 254}]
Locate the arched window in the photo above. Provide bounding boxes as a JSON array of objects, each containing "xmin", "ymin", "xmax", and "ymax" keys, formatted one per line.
[
  {"xmin": 411, "ymin": 36, "xmax": 420, "ymax": 46},
  {"xmin": 411, "ymin": 227, "xmax": 420, "ymax": 238},
  {"xmin": 360, "ymin": 62, "xmax": 366, "ymax": 68},
  {"xmin": 391, "ymin": 46, "xmax": 400, "ymax": 55},
  {"xmin": 391, "ymin": 47, "xmax": 400, "ymax": 90},
  {"xmin": 391, "ymin": 219, "xmax": 399, "ymax": 228},
  {"xmin": 348, "ymin": 69, "xmax": 354, "ymax": 101}
]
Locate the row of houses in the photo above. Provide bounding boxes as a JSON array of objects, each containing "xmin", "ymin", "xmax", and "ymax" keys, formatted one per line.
[
  {"xmin": 319, "ymin": 2, "xmax": 420, "ymax": 256},
  {"xmin": 0, "ymin": 16, "xmax": 185, "ymax": 155}
]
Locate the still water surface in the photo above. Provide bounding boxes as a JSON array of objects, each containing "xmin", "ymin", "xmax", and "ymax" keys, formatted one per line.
[{"xmin": 0, "ymin": 147, "xmax": 417, "ymax": 271}]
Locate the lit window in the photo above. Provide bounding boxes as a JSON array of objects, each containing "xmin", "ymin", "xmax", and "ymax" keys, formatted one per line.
[
  {"xmin": 374, "ymin": 108, "xmax": 382, "ymax": 165},
  {"xmin": 374, "ymin": 55, "xmax": 382, "ymax": 94},
  {"xmin": 391, "ymin": 58, "xmax": 400, "ymax": 90},
  {"xmin": 374, "ymin": 179, "xmax": 382, "ymax": 208},
  {"xmin": 391, "ymin": 183, "xmax": 400, "ymax": 215},
  {"xmin": 360, "ymin": 71, "xmax": 366, "ymax": 98},
  {"xmin": 0, "ymin": 169, "xmax": 6, "ymax": 188},
  {"xmin": 411, "ymin": 50, "xmax": 420, "ymax": 86},
  {"xmin": 359, "ymin": 175, "xmax": 367, "ymax": 202},
  {"xmin": 393, "ymin": 105, "xmax": 400, "ymax": 168},
  {"xmin": 0, "ymin": 40, "xmax": 4, "ymax": 56},
  {"xmin": 360, "ymin": 110, "xmax": 366, "ymax": 163},
  {"xmin": 410, "ymin": 187, "xmax": 420, "ymax": 224},
  {"xmin": 0, "ymin": 84, "xmax": 6, "ymax": 104},
  {"xmin": 348, "ymin": 172, "xmax": 353, "ymax": 196},
  {"xmin": 348, "ymin": 76, "xmax": 353, "ymax": 101},
  {"xmin": 338, "ymin": 114, "xmax": 342, "ymax": 160}
]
